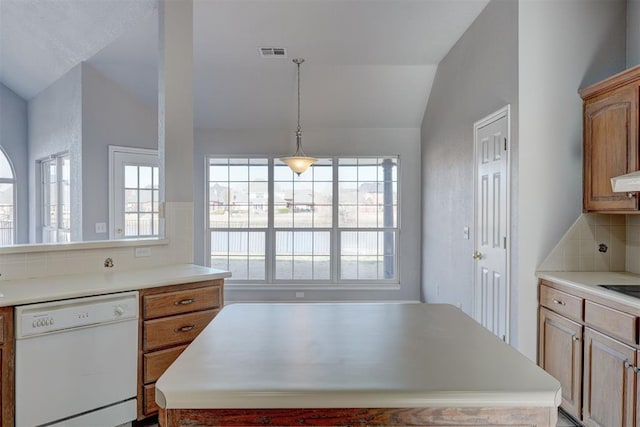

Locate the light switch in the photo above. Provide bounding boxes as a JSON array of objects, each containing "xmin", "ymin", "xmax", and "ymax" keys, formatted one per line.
[
  {"xmin": 463, "ymin": 226, "xmax": 470, "ymax": 240},
  {"xmin": 95, "ymin": 222, "xmax": 107, "ymax": 233}
]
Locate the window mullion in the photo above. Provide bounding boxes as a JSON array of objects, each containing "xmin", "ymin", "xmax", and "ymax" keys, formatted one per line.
[
  {"xmin": 332, "ymin": 156, "xmax": 339, "ymax": 283},
  {"xmin": 267, "ymin": 158, "xmax": 274, "ymax": 283}
]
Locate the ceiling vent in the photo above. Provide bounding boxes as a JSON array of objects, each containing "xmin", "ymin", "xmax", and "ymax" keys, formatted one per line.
[{"xmin": 259, "ymin": 47, "xmax": 287, "ymax": 58}]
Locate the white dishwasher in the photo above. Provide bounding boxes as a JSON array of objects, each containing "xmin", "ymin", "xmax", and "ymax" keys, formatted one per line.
[{"xmin": 15, "ymin": 291, "xmax": 139, "ymax": 427}]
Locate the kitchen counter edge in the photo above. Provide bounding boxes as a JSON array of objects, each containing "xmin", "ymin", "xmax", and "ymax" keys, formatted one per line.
[{"xmin": 0, "ymin": 264, "xmax": 231, "ymax": 307}]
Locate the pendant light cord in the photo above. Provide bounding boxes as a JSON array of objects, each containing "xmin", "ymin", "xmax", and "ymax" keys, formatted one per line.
[{"xmin": 297, "ymin": 59, "xmax": 302, "ymax": 134}]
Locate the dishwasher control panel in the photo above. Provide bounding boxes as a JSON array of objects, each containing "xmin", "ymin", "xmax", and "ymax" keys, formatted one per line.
[{"xmin": 16, "ymin": 291, "xmax": 139, "ymax": 338}]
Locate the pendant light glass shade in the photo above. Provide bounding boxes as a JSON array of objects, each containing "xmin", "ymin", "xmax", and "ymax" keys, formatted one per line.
[{"xmin": 281, "ymin": 58, "xmax": 316, "ymax": 176}]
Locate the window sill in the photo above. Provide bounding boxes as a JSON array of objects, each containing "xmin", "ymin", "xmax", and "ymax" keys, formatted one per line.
[{"xmin": 225, "ymin": 283, "xmax": 401, "ymax": 291}]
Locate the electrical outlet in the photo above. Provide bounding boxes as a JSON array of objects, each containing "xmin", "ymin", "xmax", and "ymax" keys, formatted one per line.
[
  {"xmin": 95, "ymin": 222, "xmax": 107, "ymax": 233},
  {"xmin": 295, "ymin": 292, "xmax": 304, "ymax": 298},
  {"xmin": 436, "ymin": 285, "xmax": 440, "ymax": 296},
  {"xmin": 135, "ymin": 247, "xmax": 151, "ymax": 257}
]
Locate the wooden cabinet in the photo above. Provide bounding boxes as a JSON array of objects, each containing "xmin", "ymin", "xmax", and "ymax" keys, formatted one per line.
[
  {"xmin": 583, "ymin": 328, "xmax": 635, "ymax": 427},
  {"xmin": 580, "ymin": 65, "xmax": 640, "ymax": 213},
  {"xmin": 538, "ymin": 279, "xmax": 640, "ymax": 425},
  {"xmin": 0, "ymin": 307, "xmax": 13, "ymax": 427},
  {"xmin": 538, "ymin": 307, "xmax": 582, "ymax": 420},
  {"xmin": 137, "ymin": 280, "xmax": 223, "ymax": 420}
]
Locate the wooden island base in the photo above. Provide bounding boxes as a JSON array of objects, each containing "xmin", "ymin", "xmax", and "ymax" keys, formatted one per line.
[{"xmin": 159, "ymin": 406, "xmax": 557, "ymax": 426}]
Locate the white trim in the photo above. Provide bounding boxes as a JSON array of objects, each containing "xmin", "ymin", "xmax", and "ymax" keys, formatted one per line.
[{"xmin": 472, "ymin": 104, "xmax": 511, "ymax": 344}]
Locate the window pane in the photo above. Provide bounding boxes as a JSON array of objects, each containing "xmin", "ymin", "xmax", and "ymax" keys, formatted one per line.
[
  {"xmin": 340, "ymin": 231, "xmax": 396, "ymax": 280},
  {"xmin": 139, "ymin": 213, "xmax": 153, "ymax": 236},
  {"xmin": 125, "ymin": 213, "xmax": 138, "ymax": 236},
  {"xmin": 275, "ymin": 231, "xmax": 330, "ymax": 281},
  {"xmin": 0, "ymin": 183, "xmax": 14, "ymax": 245},
  {"xmin": 139, "ymin": 166, "xmax": 153, "ymax": 189},
  {"xmin": 275, "ymin": 158, "xmax": 332, "ymax": 230},
  {"xmin": 125, "ymin": 165, "xmax": 138, "ymax": 188},
  {"xmin": 0, "ymin": 150, "xmax": 12, "ymax": 179},
  {"xmin": 125, "ymin": 190, "xmax": 138, "ymax": 212}
]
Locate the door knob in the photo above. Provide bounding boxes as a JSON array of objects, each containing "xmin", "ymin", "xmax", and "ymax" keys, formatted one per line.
[{"xmin": 472, "ymin": 251, "xmax": 482, "ymax": 260}]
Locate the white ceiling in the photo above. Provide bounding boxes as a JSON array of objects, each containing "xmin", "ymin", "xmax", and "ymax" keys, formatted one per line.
[{"xmin": 0, "ymin": 0, "xmax": 489, "ymax": 130}]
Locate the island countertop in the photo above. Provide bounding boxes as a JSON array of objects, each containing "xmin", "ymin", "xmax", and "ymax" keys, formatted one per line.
[{"xmin": 155, "ymin": 303, "xmax": 561, "ymax": 414}]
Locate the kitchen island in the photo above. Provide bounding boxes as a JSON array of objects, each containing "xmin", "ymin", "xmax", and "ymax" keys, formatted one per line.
[{"xmin": 155, "ymin": 303, "xmax": 561, "ymax": 426}]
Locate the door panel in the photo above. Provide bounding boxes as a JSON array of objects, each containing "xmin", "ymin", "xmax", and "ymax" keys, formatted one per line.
[{"xmin": 474, "ymin": 108, "xmax": 509, "ymax": 342}]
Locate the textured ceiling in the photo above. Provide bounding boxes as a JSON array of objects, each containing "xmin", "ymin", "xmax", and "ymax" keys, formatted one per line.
[{"xmin": 0, "ymin": 0, "xmax": 489, "ymax": 129}]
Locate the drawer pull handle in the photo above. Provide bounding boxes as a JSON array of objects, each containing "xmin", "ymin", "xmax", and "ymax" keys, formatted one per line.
[
  {"xmin": 552, "ymin": 299, "xmax": 566, "ymax": 306},
  {"xmin": 175, "ymin": 298, "xmax": 195, "ymax": 306},
  {"xmin": 175, "ymin": 325, "xmax": 196, "ymax": 333}
]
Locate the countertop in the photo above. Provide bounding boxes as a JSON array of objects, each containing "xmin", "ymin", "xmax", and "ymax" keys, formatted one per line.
[
  {"xmin": 0, "ymin": 264, "xmax": 231, "ymax": 306},
  {"xmin": 536, "ymin": 271, "xmax": 640, "ymax": 309},
  {"xmin": 155, "ymin": 303, "xmax": 561, "ymax": 410}
]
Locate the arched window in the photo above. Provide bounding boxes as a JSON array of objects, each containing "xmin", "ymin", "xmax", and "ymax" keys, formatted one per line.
[{"xmin": 0, "ymin": 148, "xmax": 15, "ymax": 245}]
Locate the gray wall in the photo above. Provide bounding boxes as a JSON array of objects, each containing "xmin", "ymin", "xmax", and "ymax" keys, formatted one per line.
[
  {"xmin": 194, "ymin": 127, "xmax": 422, "ymax": 303},
  {"xmin": 629, "ymin": 0, "xmax": 640, "ymax": 66},
  {"xmin": 516, "ymin": 0, "xmax": 626, "ymax": 360},
  {"xmin": 420, "ymin": 0, "xmax": 518, "ymax": 320},
  {"xmin": 81, "ymin": 63, "xmax": 158, "ymax": 241},
  {"xmin": 0, "ymin": 83, "xmax": 28, "ymax": 244},
  {"xmin": 28, "ymin": 64, "xmax": 83, "ymax": 243}
]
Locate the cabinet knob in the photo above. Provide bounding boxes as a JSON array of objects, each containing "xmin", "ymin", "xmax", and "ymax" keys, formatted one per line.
[
  {"xmin": 625, "ymin": 360, "xmax": 634, "ymax": 369},
  {"xmin": 572, "ymin": 335, "xmax": 579, "ymax": 342},
  {"xmin": 628, "ymin": 193, "xmax": 637, "ymax": 199},
  {"xmin": 552, "ymin": 299, "xmax": 566, "ymax": 306}
]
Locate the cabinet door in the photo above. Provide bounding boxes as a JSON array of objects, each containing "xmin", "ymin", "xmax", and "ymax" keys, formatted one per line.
[
  {"xmin": 583, "ymin": 328, "xmax": 636, "ymax": 427},
  {"xmin": 583, "ymin": 84, "xmax": 639, "ymax": 212},
  {"xmin": 538, "ymin": 307, "xmax": 583, "ymax": 420}
]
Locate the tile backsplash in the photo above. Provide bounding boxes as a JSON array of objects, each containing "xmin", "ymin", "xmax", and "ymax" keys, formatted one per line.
[{"xmin": 538, "ymin": 214, "xmax": 626, "ymax": 272}]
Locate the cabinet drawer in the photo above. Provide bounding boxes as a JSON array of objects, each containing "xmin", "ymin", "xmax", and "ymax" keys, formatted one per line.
[
  {"xmin": 585, "ymin": 300, "xmax": 636, "ymax": 344},
  {"xmin": 144, "ymin": 345, "xmax": 188, "ymax": 384},
  {"xmin": 143, "ymin": 283, "xmax": 222, "ymax": 319},
  {"xmin": 540, "ymin": 285, "xmax": 583, "ymax": 321},
  {"xmin": 143, "ymin": 309, "xmax": 219, "ymax": 351},
  {"xmin": 143, "ymin": 383, "xmax": 159, "ymax": 416}
]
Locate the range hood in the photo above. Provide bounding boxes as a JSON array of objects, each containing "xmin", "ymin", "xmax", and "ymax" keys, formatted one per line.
[{"xmin": 611, "ymin": 171, "xmax": 640, "ymax": 192}]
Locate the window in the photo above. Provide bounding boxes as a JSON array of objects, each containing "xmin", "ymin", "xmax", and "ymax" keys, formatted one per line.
[
  {"xmin": 0, "ymin": 148, "xmax": 15, "ymax": 246},
  {"xmin": 109, "ymin": 147, "xmax": 160, "ymax": 239},
  {"xmin": 41, "ymin": 153, "xmax": 70, "ymax": 243},
  {"xmin": 206, "ymin": 156, "xmax": 399, "ymax": 284}
]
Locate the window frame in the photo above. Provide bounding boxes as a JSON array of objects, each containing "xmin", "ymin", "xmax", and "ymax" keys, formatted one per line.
[
  {"xmin": 205, "ymin": 155, "xmax": 400, "ymax": 285},
  {"xmin": 39, "ymin": 152, "xmax": 71, "ymax": 243},
  {"xmin": 0, "ymin": 147, "xmax": 16, "ymax": 246}
]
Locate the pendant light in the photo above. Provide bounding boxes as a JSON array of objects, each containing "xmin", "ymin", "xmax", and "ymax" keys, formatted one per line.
[{"xmin": 281, "ymin": 58, "xmax": 317, "ymax": 175}]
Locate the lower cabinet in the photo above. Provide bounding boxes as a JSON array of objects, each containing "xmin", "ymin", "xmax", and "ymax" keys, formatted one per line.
[
  {"xmin": 538, "ymin": 307, "xmax": 582, "ymax": 420},
  {"xmin": 583, "ymin": 328, "xmax": 635, "ymax": 427},
  {"xmin": 538, "ymin": 279, "xmax": 640, "ymax": 427},
  {"xmin": 137, "ymin": 279, "xmax": 223, "ymax": 420}
]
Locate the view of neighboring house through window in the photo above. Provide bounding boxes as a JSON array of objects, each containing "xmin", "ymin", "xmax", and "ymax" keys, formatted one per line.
[
  {"xmin": 0, "ymin": 148, "xmax": 15, "ymax": 245},
  {"xmin": 206, "ymin": 156, "xmax": 398, "ymax": 284},
  {"xmin": 41, "ymin": 153, "xmax": 70, "ymax": 243}
]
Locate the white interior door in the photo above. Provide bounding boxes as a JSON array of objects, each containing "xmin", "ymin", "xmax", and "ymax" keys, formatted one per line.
[{"xmin": 473, "ymin": 106, "xmax": 510, "ymax": 342}]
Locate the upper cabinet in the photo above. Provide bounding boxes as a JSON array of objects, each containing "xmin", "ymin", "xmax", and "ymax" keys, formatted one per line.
[{"xmin": 580, "ymin": 65, "xmax": 640, "ymax": 213}]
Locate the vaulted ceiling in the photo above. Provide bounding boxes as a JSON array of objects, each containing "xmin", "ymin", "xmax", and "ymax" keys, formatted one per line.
[{"xmin": 0, "ymin": 0, "xmax": 489, "ymax": 130}]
